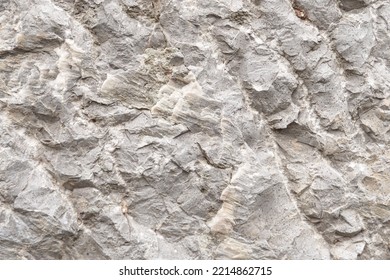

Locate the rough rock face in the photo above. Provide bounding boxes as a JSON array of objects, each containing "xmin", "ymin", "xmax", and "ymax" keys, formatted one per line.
[{"xmin": 1, "ymin": 0, "xmax": 390, "ymax": 260}]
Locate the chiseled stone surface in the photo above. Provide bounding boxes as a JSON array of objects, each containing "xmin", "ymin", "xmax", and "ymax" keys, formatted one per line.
[{"xmin": 1, "ymin": 0, "xmax": 390, "ymax": 259}]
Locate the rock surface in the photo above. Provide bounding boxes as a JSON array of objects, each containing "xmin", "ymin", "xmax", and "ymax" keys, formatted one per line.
[{"xmin": 1, "ymin": 0, "xmax": 390, "ymax": 260}]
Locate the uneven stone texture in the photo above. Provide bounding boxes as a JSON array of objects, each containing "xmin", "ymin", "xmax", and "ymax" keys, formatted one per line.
[{"xmin": 1, "ymin": 0, "xmax": 390, "ymax": 260}]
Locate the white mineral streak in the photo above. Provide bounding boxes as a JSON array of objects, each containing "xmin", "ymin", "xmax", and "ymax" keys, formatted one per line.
[{"xmin": 0, "ymin": 0, "xmax": 389, "ymax": 259}]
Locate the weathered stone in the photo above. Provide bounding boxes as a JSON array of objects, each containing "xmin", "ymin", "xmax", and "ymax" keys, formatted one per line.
[{"xmin": 0, "ymin": 0, "xmax": 389, "ymax": 260}]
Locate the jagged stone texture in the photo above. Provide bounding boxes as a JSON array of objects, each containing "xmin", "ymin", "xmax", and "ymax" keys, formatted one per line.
[{"xmin": 1, "ymin": 0, "xmax": 390, "ymax": 259}]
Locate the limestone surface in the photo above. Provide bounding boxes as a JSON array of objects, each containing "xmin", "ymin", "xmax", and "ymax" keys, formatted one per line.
[{"xmin": 1, "ymin": 0, "xmax": 390, "ymax": 259}]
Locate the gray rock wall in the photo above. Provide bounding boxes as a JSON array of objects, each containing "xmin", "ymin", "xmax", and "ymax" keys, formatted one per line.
[{"xmin": 1, "ymin": 0, "xmax": 390, "ymax": 259}]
